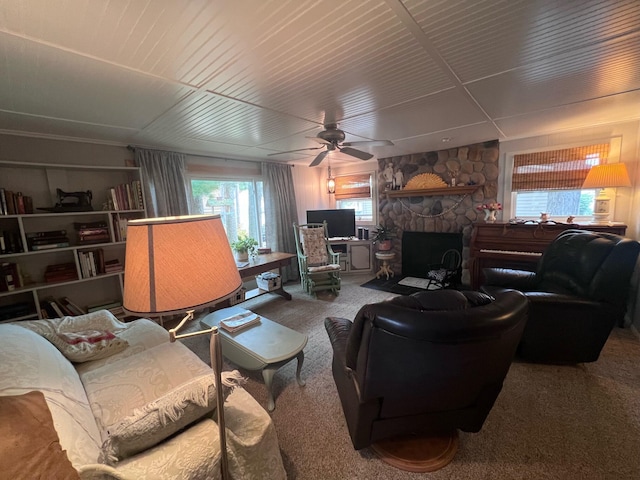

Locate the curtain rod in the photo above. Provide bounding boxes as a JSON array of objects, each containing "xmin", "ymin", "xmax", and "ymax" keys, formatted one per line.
[{"xmin": 126, "ymin": 144, "xmax": 294, "ymax": 166}]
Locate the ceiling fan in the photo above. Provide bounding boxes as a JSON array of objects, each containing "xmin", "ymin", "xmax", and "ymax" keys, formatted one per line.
[{"xmin": 268, "ymin": 124, "xmax": 394, "ymax": 167}]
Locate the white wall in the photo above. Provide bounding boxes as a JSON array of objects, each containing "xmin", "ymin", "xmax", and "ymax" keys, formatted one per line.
[
  {"xmin": 0, "ymin": 134, "xmax": 132, "ymax": 167},
  {"xmin": 292, "ymin": 164, "xmax": 332, "ymax": 224}
]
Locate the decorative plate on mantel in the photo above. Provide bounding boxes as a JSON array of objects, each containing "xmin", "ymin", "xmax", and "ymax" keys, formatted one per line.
[{"xmin": 403, "ymin": 173, "xmax": 448, "ymax": 190}]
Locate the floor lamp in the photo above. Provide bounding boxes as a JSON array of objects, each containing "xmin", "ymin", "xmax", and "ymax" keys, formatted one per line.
[{"xmin": 122, "ymin": 214, "xmax": 242, "ymax": 480}]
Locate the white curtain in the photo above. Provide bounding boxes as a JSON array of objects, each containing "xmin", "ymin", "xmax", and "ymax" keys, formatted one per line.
[
  {"xmin": 135, "ymin": 148, "xmax": 190, "ymax": 217},
  {"xmin": 263, "ymin": 163, "xmax": 299, "ymax": 283}
]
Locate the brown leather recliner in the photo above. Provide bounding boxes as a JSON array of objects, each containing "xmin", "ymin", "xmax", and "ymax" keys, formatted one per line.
[
  {"xmin": 324, "ymin": 289, "xmax": 528, "ymax": 450},
  {"xmin": 481, "ymin": 229, "xmax": 640, "ymax": 364}
]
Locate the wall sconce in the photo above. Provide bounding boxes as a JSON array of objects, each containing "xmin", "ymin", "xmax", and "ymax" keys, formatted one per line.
[
  {"xmin": 582, "ymin": 163, "xmax": 631, "ymax": 224},
  {"xmin": 327, "ymin": 166, "xmax": 336, "ymax": 194}
]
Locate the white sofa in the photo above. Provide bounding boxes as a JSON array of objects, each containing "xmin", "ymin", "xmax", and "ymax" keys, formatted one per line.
[{"xmin": 0, "ymin": 311, "xmax": 286, "ymax": 479}]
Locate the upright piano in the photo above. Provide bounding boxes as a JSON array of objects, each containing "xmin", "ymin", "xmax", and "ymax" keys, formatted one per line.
[{"xmin": 469, "ymin": 222, "xmax": 627, "ymax": 289}]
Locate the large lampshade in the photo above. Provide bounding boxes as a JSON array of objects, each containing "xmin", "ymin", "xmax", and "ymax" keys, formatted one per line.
[
  {"xmin": 582, "ymin": 163, "xmax": 631, "ymax": 189},
  {"xmin": 123, "ymin": 214, "xmax": 242, "ymax": 315}
]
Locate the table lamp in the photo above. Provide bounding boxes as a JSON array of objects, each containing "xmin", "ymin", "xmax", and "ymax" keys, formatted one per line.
[
  {"xmin": 582, "ymin": 163, "xmax": 632, "ymax": 224},
  {"xmin": 123, "ymin": 214, "xmax": 242, "ymax": 480}
]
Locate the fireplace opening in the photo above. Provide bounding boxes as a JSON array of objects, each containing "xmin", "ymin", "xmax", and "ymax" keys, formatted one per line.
[{"xmin": 401, "ymin": 231, "xmax": 463, "ymax": 280}]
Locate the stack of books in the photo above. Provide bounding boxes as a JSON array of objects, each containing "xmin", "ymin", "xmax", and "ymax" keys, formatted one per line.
[
  {"xmin": 58, "ymin": 297, "xmax": 86, "ymax": 316},
  {"xmin": 0, "ymin": 189, "xmax": 34, "ymax": 215},
  {"xmin": 108, "ymin": 180, "xmax": 144, "ymax": 211},
  {"xmin": 27, "ymin": 230, "xmax": 70, "ymax": 251},
  {"xmin": 74, "ymin": 221, "xmax": 110, "ymax": 245},
  {"xmin": 104, "ymin": 258, "xmax": 124, "ymax": 273},
  {"xmin": 112, "ymin": 216, "xmax": 130, "ymax": 242},
  {"xmin": 77, "ymin": 249, "xmax": 105, "ymax": 278},
  {"xmin": 0, "ymin": 230, "xmax": 23, "ymax": 254},
  {"xmin": 44, "ymin": 263, "xmax": 78, "ymax": 283},
  {"xmin": 40, "ymin": 296, "xmax": 87, "ymax": 318},
  {"xmin": 219, "ymin": 311, "xmax": 261, "ymax": 333}
]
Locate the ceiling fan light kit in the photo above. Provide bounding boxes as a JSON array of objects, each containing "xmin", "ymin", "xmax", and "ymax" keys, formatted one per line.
[{"xmin": 269, "ymin": 124, "xmax": 393, "ymax": 167}]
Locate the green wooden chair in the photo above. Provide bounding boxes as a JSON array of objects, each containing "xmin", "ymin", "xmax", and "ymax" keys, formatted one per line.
[{"xmin": 293, "ymin": 222, "xmax": 341, "ymax": 296}]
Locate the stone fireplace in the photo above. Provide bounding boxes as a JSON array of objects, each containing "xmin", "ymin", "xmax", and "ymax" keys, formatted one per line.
[{"xmin": 378, "ymin": 140, "xmax": 499, "ymax": 285}]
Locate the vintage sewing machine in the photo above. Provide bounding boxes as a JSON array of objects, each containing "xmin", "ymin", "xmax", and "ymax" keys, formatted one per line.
[{"xmin": 51, "ymin": 189, "xmax": 94, "ymax": 212}]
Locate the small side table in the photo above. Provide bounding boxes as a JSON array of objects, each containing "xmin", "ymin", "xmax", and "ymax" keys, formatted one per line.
[{"xmin": 375, "ymin": 251, "xmax": 396, "ymax": 280}]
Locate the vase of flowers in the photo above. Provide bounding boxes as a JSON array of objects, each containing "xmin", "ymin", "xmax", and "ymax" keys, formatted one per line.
[{"xmin": 476, "ymin": 202, "xmax": 502, "ymax": 223}]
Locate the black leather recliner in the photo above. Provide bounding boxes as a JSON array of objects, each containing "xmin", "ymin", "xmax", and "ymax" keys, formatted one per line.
[
  {"xmin": 324, "ymin": 289, "xmax": 528, "ymax": 450},
  {"xmin": 481, "ymin": 229, "xmax": 640, "ymax": 364}
]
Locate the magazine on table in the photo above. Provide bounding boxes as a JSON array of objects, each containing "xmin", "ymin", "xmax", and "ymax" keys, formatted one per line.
[{"xmin": 219, "ymin": 311, "xmax": 261, "ymax": 333}]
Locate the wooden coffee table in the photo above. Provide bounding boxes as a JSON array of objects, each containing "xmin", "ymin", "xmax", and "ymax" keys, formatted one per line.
[{"xmin": 200, "ymin": 306, "xmax": 307, "ymax": 411}]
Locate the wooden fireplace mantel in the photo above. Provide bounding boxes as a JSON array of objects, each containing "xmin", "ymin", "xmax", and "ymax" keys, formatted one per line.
[{"xmin": 384, "ymin": 185, "xmax": 479, "ymax": 198}]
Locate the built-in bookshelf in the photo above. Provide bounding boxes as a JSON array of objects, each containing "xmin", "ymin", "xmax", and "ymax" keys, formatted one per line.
[{"xmin": 0, "ymin": 160, "xmax": 146, "ymax": 322}]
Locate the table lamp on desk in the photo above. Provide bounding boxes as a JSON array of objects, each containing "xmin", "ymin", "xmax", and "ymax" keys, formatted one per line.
[{"xmin": 122, "ymin": 214, "xmax": 242, "ymax": 480}]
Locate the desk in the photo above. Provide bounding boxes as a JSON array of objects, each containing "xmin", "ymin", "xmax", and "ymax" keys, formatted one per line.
[{"xmin": 238, "ymin": 252, "xmax": 296, "ymax": 302}]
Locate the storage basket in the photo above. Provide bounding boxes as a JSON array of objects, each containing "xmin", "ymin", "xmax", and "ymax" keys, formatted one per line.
[{"xmin": 256, "ymin": 272, "xmax": 281, "ymax": 291}]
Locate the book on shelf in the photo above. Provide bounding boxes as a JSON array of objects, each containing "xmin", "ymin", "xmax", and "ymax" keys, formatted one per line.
[
  {"xmin": 0, "ymin": 302, "xmax": 33, "ymax": 321},
  {"xmin": 108, "ymin": 181, "xmax": 144, "ymax": 211},
  {"xmin": 79, "ymin": 230, "xmax": 109, "ymax": 236},
  {"xmin": 26, "ymin": 230, "xmax": 68, "ymax": 239},
  {"xmin": 44, "ymin": 262, "xmax": 77, "ymax": 283},
  {"xmin": 219, "ymin": 311, "xmax": 261, "ymax": 333},
  {"xmin": 0, "ymin": 231, "xmax": 23, "ymax": 254},
  {"xmin": 30, "ymin": 242, "xmax": 70, "ymax": 251},
  {"xmin": 0, "ymin": 188, "xmax": 7, "ymax": 215},
  {"xmin": 74, "ymin": 221, "xmax": 108, "ymax": 229},
  {"xmin": 1, "ymin": 262, "xmax": 22, "ymax": 292},
  {"xmin": 113, "ymin": 216, "xmax": 131, "ymax": 242},
  {"xmin": 60, "ymin": 297, "xmax": 86, "ymax": 316},
  {"xmin": 40, "ymin": 297, "xmax": 65, "ymax": 318},
  {"xmin": 78, "ymin": 234, "xmax": 110, "ymax": 245},
  {"xmin": 28, "ymin": 236, "xmax": 69, "ymax": 246},
  {"xmin": 104, "ymin": 258, "xmax": 123, "ymax": 273},
  {"xmin": 78, "ymin": 249, "xmax": 107, "ymax": 278},
  {"xmin": 44, "ymin": 272, "xmax": 78, "ymax": 283},
  {"xmin": 0, "ymin": 189, "xmax": 34, "ymax": 216}
]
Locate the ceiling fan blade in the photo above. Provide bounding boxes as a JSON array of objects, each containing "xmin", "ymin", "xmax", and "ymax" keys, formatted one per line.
[
  {"xmin": 309, "ymin": 149, "xmax": 330, "ymax": 167},
  {"xmin": 342, "ymin": 139, "xmax": 394, "ymax": 147},
  {"xmin": 305, "ymin": 136, "xmax": 331, "ymax": 145},
  {"xmin": 267, "ymin": 146, "xmax": 322, "ymax": 156},
  {"xmin": 339, "ymin": 146, "xmax": 374, "ymax": 161}
]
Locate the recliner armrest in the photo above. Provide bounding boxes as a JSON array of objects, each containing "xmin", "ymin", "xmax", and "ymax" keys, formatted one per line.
[
  {"xmin": 482, "ymin": 267, "xmax": 537, "ymax": 289},
  {"xmin": 324, "ymin": 317, "xmax": 352, "ymax": 365}
]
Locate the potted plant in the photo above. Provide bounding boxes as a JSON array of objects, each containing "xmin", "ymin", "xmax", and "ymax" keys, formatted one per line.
[
  {"xmin": 231, "ymin": 231, "xmax": 258, "ymax": 261},
  {"xmin": 371, "ymin": 224, "xmax": 396, "ymax": 251}
]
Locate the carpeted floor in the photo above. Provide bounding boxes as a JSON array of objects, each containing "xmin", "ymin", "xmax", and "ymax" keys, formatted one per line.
[{"xmin": 179, "ymin": 274, "xmax": 640, "ymax": 480}]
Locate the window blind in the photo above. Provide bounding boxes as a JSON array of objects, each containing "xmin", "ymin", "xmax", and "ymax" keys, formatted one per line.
[
  {"xmin": 512, "ymin": 143, "xmax": 610, "ymax": 191},
  {"xmin": 334, "ymin": 174, "xmax": 371, "ymax": 199}
]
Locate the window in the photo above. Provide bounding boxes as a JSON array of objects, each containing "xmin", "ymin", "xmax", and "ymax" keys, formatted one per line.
[
  {"xmin": 190, "ymin": 179, "xmax": 265, "ymax": 246},
  {"xmin": 511, "ymin": 144, "xmax": 609, "ymax": 219},
  {"xmin": 334, "ymin": 173, "xmax": 374, "ymax": 223}
]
